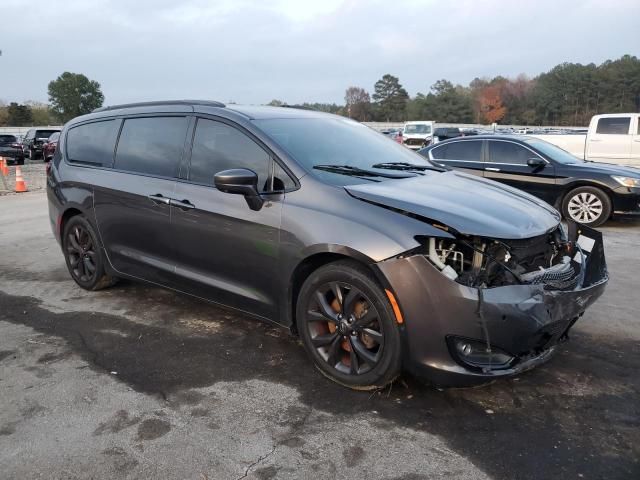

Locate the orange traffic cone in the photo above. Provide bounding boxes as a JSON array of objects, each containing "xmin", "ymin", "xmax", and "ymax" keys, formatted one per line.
[
  {"xmin": 0, "ymin": 157, "xmax": 9, "ymax": 176},
  {"xmin": 15, "ymin": 166, "xmax": 28, "ymax": 193}
]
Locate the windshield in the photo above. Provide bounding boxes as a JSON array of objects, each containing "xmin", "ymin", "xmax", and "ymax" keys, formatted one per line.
[
  {"xmin": 0, "ymin": 135, "xmax": 17, "ymax": 145},
  {"xmin": 254, "ymin": 117, "xmax": 435, "ymax": 185},
  {"xmin": 523, "ymin": 138, "xmax": 583, "ymax": 164},
  {"xmin": 404, "ymin": 124, "xmax": 431, "ymax": 134}
]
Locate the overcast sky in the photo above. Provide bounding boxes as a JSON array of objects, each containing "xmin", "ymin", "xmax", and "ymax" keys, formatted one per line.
[{"xmin": 1, "ymin": 0, "xmax": 639, "ymax": 106}]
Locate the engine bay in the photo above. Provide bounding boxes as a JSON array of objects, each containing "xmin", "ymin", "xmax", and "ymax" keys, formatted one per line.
[{"xmin": 416, "ymin": 225, "xmax": 586, "ymax": 289}]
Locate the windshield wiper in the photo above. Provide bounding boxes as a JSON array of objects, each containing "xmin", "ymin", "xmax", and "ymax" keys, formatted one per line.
[
  {"xmin": 371, "ymin": 162, "xmax": 449, "ymax": 172},
  {"xmin": 313, "ymin": 164, "xmax": 414, "ymax": 179}
]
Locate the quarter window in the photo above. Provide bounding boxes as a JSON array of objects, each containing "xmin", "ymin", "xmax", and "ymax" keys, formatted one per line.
[
  {"xmin": 488, "ymin": 141, "xmax": 531, "ymax": 165},
  {"xmin": 67, "ymin": 120, "xmax": 121, "ymax": 167},
  {"xmin": 596, "ymin": 117, "xmax": 631, "ymax": 135},
  {"xmin": 431, "ymin": 141, "xmax": 482, "ymax": 161},
  {"xmin": 189, "ymin": 119, "xmax": 271, "ymax": 191},
  {"xmin": 114, "ymin": 117, "xmax": 188, "ymax": 177}
]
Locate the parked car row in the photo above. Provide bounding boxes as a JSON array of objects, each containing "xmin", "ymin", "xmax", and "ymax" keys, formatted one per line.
[
  {"xmin": 48, "ymin": 100, "xmax": 610, "ymax": 391},
  {"xmin": 0, "ymin": 128, "xmax": 61, "ymax": 164}
]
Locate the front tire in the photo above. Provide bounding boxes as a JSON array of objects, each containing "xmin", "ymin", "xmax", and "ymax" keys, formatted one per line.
[
  {"xmin": 562, "ymin": 186, "xmax": 611, "ymax": 227},
  {"xmin": 296, "ymin": 260, "xmax": 402, "ymax": 390},
  {"xmin": 62, "ymin": 216, "xmax": 117, "ymax": 291}
]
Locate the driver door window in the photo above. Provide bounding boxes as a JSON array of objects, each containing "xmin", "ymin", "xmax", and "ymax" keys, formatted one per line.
[
  {"xmin": 487, "ymin": 141, "xmax": 532, "ymax": 165},
  {"xmin": 189, "ymin": 119, "xmax": 270, "ymax": 191}
]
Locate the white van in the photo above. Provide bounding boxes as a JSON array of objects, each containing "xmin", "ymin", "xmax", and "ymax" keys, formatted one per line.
[
  {"xmin": 402, "ymin": 121, "xmax": 435, "ymax": 150},
  {"xmin": 531, "ymin": 113, "xmax": 640, "ymax": 166}
]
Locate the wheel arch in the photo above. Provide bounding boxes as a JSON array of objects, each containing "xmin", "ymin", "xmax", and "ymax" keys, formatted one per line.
[
  {"xmin": 285, "ymin": 245, "xmax": 377, "ymax": 334},
  {"xmin": 559, "ymin": 181, "xmax": 614, "ymax": 217}
]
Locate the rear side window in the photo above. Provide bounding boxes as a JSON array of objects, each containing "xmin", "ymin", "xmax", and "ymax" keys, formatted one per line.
[
  {"xmin": 35, "ymin": 130, "xmax": 59, "ymax": 139},
  {"xmin": 596, "ymin": 117, "xmax": 631, "ymax": 134},
  {"xmin": 488, "ymin": 141, "xmax": 531, "ymax": 165},
  {"xmin": 431, "ymin": 141, "xmax": 482, "ymax": 161},
  {"xmin": 114, "ymin": 117, "xmax": 188, "ymax": 177},
  {"xmin": 189, "ymin": 118, "xmax": 270, "ymax": 190},
  {"xmin": 67, "ymin": 120, "xmax": 121, "ymax": 167}
]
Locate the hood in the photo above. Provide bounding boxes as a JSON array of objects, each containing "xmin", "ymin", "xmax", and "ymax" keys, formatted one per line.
[
  {"xmin": 344, "ymin": 171, "xmax": 560, "ymax": 239},
  {"xmin": 570, "ymin": 161, "xmax": 640, "ymax": 177}
]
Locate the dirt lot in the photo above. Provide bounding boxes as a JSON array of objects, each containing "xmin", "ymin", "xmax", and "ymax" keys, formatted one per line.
[{"xmin": 0, "ymin": 191, "xmax": 638, "ymax": 479}]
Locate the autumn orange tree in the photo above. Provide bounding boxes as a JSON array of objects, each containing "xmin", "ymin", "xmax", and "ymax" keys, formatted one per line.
[{"xmin": 479, "ymin": 85, "xmax": 507, "ymax": 123}]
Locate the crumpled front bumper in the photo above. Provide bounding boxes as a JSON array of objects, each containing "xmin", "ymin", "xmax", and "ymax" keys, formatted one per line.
[{"xmin": 375, "ymin": 226, "xmax": 608, "ymax": 387}]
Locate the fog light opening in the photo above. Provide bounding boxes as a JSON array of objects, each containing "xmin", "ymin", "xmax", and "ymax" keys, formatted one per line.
[{"xmin": 449, "ymin": 337, "xmax": 514, "ymax": 371}]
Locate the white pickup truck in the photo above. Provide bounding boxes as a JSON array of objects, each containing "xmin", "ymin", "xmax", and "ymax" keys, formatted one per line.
[{"xmin": 530, "ymin": 113, "xmax": 640, "ymax": 166}]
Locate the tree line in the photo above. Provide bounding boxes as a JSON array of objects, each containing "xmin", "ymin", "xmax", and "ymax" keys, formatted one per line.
[
  {"xmin": 2, "ymin": 55, "xmax": 638, "ymax": 127},
  {"xmin": 271, "ymin": 54, "xmax": 640, "ymax": 126}
]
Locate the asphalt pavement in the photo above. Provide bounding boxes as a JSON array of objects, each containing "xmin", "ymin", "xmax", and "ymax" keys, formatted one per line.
[{"xmin": 0, "ymin": 191, "xmax": 638, "ymax": 479}]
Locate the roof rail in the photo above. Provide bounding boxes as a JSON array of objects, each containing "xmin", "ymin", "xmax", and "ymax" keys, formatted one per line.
[{"xmin": 93, "ymin": 100, "xmax": 226, "ymax": 112}]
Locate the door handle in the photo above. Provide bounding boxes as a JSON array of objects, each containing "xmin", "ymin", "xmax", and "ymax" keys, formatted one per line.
[
  {"xmin": 171, "ymin": 199, "xmax": 195, "ymax": 210},
  {"xmin": 148, "ymin": 194, "xmax": 171, "ymax": 205},
  {"xmin": 485, "ymin": 167, "xmax": 501, "ymax": 172},
  {"xmin": 589, "ymin": 139, "xmax": 601, "ymax": 142}
]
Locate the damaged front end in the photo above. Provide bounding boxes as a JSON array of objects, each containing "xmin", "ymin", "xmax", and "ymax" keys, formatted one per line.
[{"xmin": 376, "ymin": 222, "xmax": 608, "ymax": 386}]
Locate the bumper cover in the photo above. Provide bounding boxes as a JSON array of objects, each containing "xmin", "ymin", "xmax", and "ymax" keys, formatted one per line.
[{"xmin": 376, "ymin": 227, "xmax": 608, "ymax": 386}]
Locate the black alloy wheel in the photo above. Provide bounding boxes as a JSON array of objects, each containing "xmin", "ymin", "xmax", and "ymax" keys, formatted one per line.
[
  {"xmin": 62, "ymin": 216, "xmax": 117, "ymax": 290},
  {"xmin": 297, "ymin": 261, "xmax": 402, "ymax": 389}
]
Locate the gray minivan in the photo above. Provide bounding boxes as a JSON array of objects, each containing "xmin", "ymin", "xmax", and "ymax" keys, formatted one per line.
[{"xmin": 47, "ymin": 100, "xmax": 608, "ymax": 389}]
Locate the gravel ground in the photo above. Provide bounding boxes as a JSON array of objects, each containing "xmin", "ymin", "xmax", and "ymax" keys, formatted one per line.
[
  {"xmin": 0, "ymin": 192, "xmax": 639, "ymax": 479},
  {"xmin": 0, "ymin": 160, "xmax": 48, "ymax": 194}
]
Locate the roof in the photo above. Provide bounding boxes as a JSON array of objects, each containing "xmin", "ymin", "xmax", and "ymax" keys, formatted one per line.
[
  {"xmin": 224, "ymin": 105, "xmax": 334, "ymax": 120},
  {"xmin": 93, "ymin": 100, "xmax": 225, "ymax": 112}
]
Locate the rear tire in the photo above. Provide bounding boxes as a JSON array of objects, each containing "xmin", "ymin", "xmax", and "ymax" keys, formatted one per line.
[
  {"xmin": 561, "ymin": 186, "xmax": 611, "ymax": 227},
  {"xmin": 62, "ymin": 215, "xmax": 118, "ymax": 291},
  {"xmin": 296, "ymin": 260, "xmax": 402, "ymax": 390}
]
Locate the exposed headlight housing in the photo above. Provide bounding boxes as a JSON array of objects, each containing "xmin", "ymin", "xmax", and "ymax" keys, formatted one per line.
[{"xmin": 611, "ymin": 175, "xmax": 640, "ymax": 188}]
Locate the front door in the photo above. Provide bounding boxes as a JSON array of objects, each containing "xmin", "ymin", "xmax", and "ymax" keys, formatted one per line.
[
  {"xmin": 631, "ymin": 115, "xmax": 640, "ymax": 166},
  {"xmin": 484, "ymin": 139, "xmax": 557, "ymax": 205},
  {"xmin": 171, "ymin": 117, "xmax": 286, "ymax": 319}
]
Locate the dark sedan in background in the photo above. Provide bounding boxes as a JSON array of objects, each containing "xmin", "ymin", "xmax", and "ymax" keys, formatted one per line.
[
  {"xmin": 0, "ymin": 134, "xmax": 25, "ymax": 165},
  {"xmin": 42, "ymin": 132, "xmax": 60, "ymax": 162},
  {"xmin": 419, "ymin": 135, "xmax": 640, "ymax": 226}
]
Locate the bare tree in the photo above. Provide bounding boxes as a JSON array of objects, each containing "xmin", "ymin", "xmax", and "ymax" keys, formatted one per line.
[{"xmin": 344, "ymin": 87, "xmax": 371, "ymax": 121}]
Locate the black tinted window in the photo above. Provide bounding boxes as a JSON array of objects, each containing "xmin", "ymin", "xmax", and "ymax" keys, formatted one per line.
[
  {"xmin": 67, "ymin": 120, "xmax": 121, "ymax": 167},
  {"xmin": 596, "ymin": 117, "xmax": 630, "ymax": 134},
  {"xmin": 36, "ymin": 130, "xmax": 59, "ymax": 139},
  {"xmin": 488, "ymin": 141, "xmax": 531, "ymax": 164},
  {"xmin": 114, "ymin": 117, "xmax": 188, "ymax": 177},
  {"xmin": 273, "ymin": 161, "xmax": 296, "ymax": 191},
  {"xmin": 190, "ymin": 119, "xmax": 270, "ymax": 191},
  {"xmin": 431, "ymin": 141, "xmax": 481, "ymax": 161},
  {"xmin": 0, "ymin": 135, "xmax": 16, "ymax": 144}
]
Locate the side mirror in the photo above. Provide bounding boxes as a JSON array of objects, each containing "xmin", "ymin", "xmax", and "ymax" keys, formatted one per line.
[
  {"xmin": 527, "ymin": 157, "xmax": 546, "ymax": 168},
  {"xmin": 214, "ymin": 168, "xmax": 264, "ymax": 211}
]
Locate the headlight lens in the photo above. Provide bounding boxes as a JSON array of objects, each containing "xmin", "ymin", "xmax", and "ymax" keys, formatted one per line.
[{"xmin": 612, "ymin": 175, "xmax": 640, "ymax": 188}]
